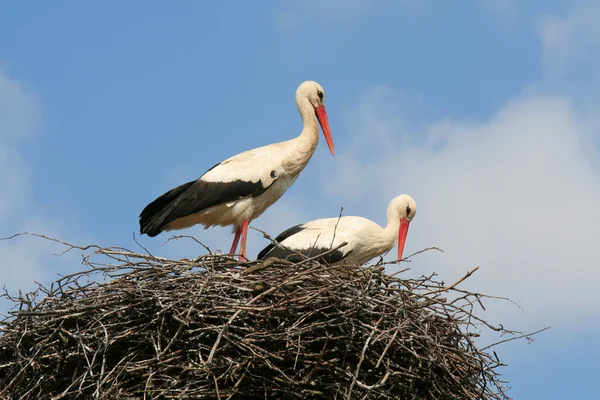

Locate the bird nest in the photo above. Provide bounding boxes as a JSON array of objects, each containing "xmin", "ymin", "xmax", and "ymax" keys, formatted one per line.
[{"xmin": 0, "ymin": 234, "xmax": 540, "ymax": 399}]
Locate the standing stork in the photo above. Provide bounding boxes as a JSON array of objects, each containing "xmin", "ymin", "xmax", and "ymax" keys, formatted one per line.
[
  {"xmin": 257, "ymin": 195, "xmax": 417, "ymax": 265},
  {"xmin": 139, "ymin": 81, "xmax": 334, "ymax": 261}
]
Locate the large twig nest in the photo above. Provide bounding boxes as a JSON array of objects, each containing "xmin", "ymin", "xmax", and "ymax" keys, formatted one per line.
[{"xmin": 0, "ymin": 234, "xmax": 539, "ymax": 399}]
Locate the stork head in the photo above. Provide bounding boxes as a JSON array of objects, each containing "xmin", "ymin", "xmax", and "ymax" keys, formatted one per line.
[
  {"xmin": 296, "ymin": 81, "xmax": 335, "ymax": 156},
  {"xmin": 391, "ymin": 194, "xmax": 417, "ymax": 262}
]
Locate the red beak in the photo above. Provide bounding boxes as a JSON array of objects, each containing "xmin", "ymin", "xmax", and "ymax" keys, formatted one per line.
[
  {"xmin": 397, "ymin": 219, "xmax": 411, "ymax": 262},
  {"xmin": 314, "ymin": 104, "xmax": 335, "ymax": 156}
]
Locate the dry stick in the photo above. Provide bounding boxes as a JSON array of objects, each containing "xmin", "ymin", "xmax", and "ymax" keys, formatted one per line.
[
  {"xmin": 480, "ymin": 327, "xmax": 551, "ymax": 351},
  {"xmin": 386, "ymin": 267, "xmax": 411, "ymax": 278},
  {"xmin": 330, "ymin": 206, "xmax": 344, "ymax": 250},
  {"xmin": 449, "ymin": 287, "xmax": 524, "ymax": 311},
  {"xmin": 293, "ymin": 334, "xmax": 302, "ymax": 370},
  {"xmin": 375, "ymin": 327, "xmax": 400, "ymax": 368},
  {"xmin": 132, "ymin": 232, "xmax": 153, "ymax": 257},
  {"xmin": 381, "ymin": 246, "xmax": 445, "ymax": 268},
  {"xmin": 347, "ymin": 318, "xmax": 383, "ymax": 400},
  {"xmin": 422, "ymin": 266, "xmax": 480, "ymax": 296},
  {"xmin": 206, "ymin": 285, "xmax": 280, "ymax": 364},
  {"xmin": 143, "ymin": 370, "xmax": 155, "ymax": 400},
  {"xmin": 241, "ymin": 257, "xmax": 292, "ymax": 276},
  {"xmin": 226, "ymin": 368, "xmax": 248, "ymax": 400},
  {"xmin": 161, "ymin": 234, "xmax": 212, "ymax": 254},
  {"xmin": 0, "ymin": 232, "xmax": 106, "ymax": 257},
  {"xmin": 93, "ymin": 321, "xmax": 109, "ymax": 399},
  {"xmin": 213, "ymin": 374, "xmax": 222, "ymax": 400},
  {"xmin": 403, "ymin": 246, "xmax": 444, "ymax": 260}
]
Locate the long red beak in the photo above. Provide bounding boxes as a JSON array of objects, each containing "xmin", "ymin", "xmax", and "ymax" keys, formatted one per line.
[
  {"xmin": 398, "ymin": 219, "xmax": 411, "ymax": 262},
  {"xmin": 314, "ymin": 104, "xmax": 335, "ymax": 156}
]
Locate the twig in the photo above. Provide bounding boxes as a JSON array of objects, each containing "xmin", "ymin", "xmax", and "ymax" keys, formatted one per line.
[
  {"xmin": 161, "ymin": 234, "xmax": 212, "ymax": 254},
  {"xmin": 132, "ymin": 232, "xmax": 153, "ymax": 257},
  {"xmin": 347, "ymin": 318, "xmax": 382, "ymax": 399},
  {"xmin": 422, "ymin": 266, "xmax": 480, "ymax": 296},
  {"xmin": 480, "ymin": 327, "xmax": 551, "ymax": 351},
  {"xmin": 330, "ymin": 206, "xmax": 344, "ymax": 249}
]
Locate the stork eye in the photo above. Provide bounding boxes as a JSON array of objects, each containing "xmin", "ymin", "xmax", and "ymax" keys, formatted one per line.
[
  {"xmin": 406, "ymin": 206, "xmax": 411, "ymax": 216},
  {"xmin": 317, "ymin": 90, "xmax": 323, "ymax": 101}
]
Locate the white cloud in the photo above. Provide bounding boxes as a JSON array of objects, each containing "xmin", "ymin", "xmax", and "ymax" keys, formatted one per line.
[
  {"xmin": 0, "ymin": 70, "xmax": 85, "ymax": 312},
  {"xmin": 320, "ymin": 86, "xmax": 599, "ymax": 330},
  {"xmin": 0, "ymin": 146, "xmax": 32, "ymax": 223},
  {"xmin": 0, "ymin": 72, "xmax": 39, "ymax": 223},
  {"xmin": 0, "ymin": 69, "xmax": 39, "ymax": 232},
  {"xmin": 0, "ymin": 72, "xmax": 40, "ymax": 142}
]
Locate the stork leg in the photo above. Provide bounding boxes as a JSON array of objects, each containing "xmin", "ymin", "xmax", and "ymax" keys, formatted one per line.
[
  {"xmin": 229, "ymin": 227, "xmax": 242, "ymax": 256},
  {"xmin": 239, "ymin": 220, "xmax": 249, "ymax": 262}
]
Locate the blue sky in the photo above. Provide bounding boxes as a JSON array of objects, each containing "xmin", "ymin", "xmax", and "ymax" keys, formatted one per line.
[{"xmin": 2, "ymin": 1, "xmax": 599, "ymax": 398}]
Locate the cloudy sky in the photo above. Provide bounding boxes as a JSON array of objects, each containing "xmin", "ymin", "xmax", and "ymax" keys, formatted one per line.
[{"xmin": 1, "ymin": 1, "xmax": 598, "ymax": 397}]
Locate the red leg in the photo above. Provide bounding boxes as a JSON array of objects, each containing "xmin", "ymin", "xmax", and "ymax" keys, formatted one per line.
[
  {"xmin": 229, "ymin": 227, "xmax": 242, "ymax": 256},
  {"xmin": 239, "ymin": 220, "xmax": 249, "ymax": 262}
]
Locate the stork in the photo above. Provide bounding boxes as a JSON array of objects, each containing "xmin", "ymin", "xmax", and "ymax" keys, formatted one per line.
[
  {"xmin": 257, "ymin": 195, "xmax": 417, "ymax": 265},
  {"xmin": 139, "ymin": 81, "xmax": 334, "ymax": 261}
]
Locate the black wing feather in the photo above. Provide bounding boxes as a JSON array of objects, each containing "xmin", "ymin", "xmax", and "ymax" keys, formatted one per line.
[
  {"xmin": 139, "ymin": 163, "xmax": 271, "ymax": 237},
  {"xmin": 256, "ymin": 224, "xmax": 306, "ymax": 259},
  {"xmin": 257, "ymin": 224, "xmax": 352, "ymax": 264},
  {"xmin": 259, "ymin": 245, "xmax": 351, "ymax": 264}
]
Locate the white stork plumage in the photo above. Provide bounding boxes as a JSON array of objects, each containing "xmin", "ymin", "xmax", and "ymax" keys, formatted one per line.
[
  {"xmin": 139, "ymin": 81, "xmax": 334, "ymax": 261},
  {"xmin": 257, "ymin": 195, "xmax": 417, "ymax": 265}
]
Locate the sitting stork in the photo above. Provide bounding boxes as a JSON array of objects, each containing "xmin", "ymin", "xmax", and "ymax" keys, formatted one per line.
[
  {"xmin": 257, "ymin": 195, "xmax": 417, "ymax": 265},
  {"xmin": 139, "ymin": 81, "xmax": 334, "ymax": 261}
]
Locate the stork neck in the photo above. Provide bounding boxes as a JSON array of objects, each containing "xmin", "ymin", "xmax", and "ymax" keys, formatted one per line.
[
  {"xmin": 383, "ymin": 202, "xmax": 402, "ymax": 246},
  {"xmin": 281, "ymin": 97, "xmax": 319, "ymax": 173},
  {"xmin": 295, "ymin": 98, "xmax": 319, "ymax": 149}
]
